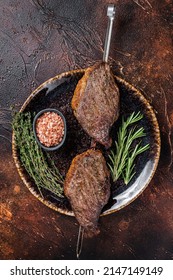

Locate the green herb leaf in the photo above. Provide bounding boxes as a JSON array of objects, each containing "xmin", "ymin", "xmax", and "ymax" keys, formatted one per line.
[
  {"xmin": 12, "ymin": 112, "xmax": 64, "ymax": 198},
  {"xmin": 108, "ymin": 112, "xmax": 150, "ymax": 184}
]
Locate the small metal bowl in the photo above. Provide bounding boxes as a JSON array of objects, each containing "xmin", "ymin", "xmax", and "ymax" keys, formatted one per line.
[{"xmin": 33, "ymin": 108, "xmax": 67, "ymax": 151}]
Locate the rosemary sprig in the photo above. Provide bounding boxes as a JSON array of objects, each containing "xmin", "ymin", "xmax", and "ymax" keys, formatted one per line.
[
  {"xmin": 123, "ymin": 142, "xmax": 150, "ymax": 184},
  {"xmin": 108, "ymin": 112, "xmax": 150, "ymax": 185},
  {"xmin": 13, "ymin": 112, "xmax": 64, "ymax": 197}
]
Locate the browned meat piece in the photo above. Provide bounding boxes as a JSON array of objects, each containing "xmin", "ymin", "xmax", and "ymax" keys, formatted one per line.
[
  {"xmin": 71, "ymin": 62, "xmax": 120, "ymax": 147},
  {"xmin": 64, "ymin": 149, "xmax": 110, "ymax": 237}
]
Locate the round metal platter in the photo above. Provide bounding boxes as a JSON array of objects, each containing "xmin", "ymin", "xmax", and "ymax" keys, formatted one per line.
[{"xmin": 12, "ymin": 68, "xmax": 160, "ymax": 216}]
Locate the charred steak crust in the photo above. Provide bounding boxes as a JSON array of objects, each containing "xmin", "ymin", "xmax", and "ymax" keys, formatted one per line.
[
  {"xmin": 71, "ymin": 62, "xmax": 120, "ymax": 147},
  {"xmin": 64, "ymin": 149, "xmax": 110, "ymax": 237}
]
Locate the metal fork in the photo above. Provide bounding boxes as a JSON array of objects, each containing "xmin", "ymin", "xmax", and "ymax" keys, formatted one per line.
[
  {"xmin": 103, "ymin": 4, "xmax": 116, "ymax": 63},
  {"xmin": 76, "ymin": 4, "xmax": 116, "ymax": 260}
]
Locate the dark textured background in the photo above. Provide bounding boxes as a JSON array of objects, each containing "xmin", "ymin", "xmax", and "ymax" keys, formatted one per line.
[{"xmin": 0, "ymin": 0, "xmax": 173, "ymax": 259}]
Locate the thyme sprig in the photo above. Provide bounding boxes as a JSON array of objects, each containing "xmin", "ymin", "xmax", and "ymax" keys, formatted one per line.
[
  {"xmin": 108, "ymin": 112, "xmax": 150, "ymax": 185},
  {"xmin": 13, "ymin": 112, "xmax": 64, "ymax": 197}
]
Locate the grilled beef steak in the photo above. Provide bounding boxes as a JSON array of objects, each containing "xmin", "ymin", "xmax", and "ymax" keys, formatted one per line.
[
  {"xmin": 64, "ymin": 149, "xmax": 110, "ymax": 237},
  {"xmin": 71, "ymin": 62, "xmax": 120, "ymax": 147}
]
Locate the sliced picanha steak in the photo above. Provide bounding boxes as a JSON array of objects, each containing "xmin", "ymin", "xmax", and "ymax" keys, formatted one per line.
[
  {"xmin": 64, "ymin": 149, "xmax": 110, "ymax": 237},
  {"xmin": 71, "ymin": 62, "xmax": 120, "ymax": 147}
]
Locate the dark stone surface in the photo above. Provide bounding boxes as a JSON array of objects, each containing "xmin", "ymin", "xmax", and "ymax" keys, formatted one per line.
[{"xmin": 0, "ymin": 0, "xmax": 173, "ymax": 259}]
